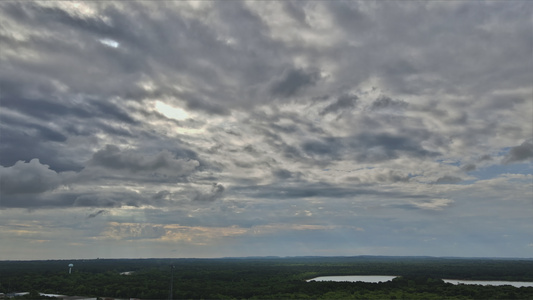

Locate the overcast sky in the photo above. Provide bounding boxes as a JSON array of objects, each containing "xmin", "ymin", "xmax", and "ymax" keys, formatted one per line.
[{"xmin": 1, "ymin": 1, "xmax": 532, "ymax": 260}]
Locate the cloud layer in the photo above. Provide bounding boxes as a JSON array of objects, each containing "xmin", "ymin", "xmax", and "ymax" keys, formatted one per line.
[{"xmin": 0, "ymin": 1, "xmax": 531, "ymax": 259}]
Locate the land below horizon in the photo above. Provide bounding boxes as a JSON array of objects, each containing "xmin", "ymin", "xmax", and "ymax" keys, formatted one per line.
[{"xmin": 2, "ymin": 256, "xmax": 533, "ymax": 299}]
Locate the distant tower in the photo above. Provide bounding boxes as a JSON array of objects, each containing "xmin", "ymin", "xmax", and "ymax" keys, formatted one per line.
[
  {"xmin": 169, "ymin": 264, "xmax": 175, "ymax": 300},
  {"xmin": 68, "ymin": 263, "xmax": 74, "ymax": 274}
]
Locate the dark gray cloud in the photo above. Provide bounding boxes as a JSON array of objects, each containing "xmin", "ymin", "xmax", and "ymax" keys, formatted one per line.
[
  {"xmin": 0, "ymin": 159, "xmax": 63, "ymax": 195},
  {"xmin": 0, "ymin": 125, "xmax": 82, "ymax": 172},
  {"xmin": 503, "ymin": 140, "xmax": 533, "ymax": 164},
  {"xmin": 0, "ymin": 183, "xmax": 190, "ymax": 208},
  {"xmin": 193, "ymin": 183, "xmax": 225, "ymax": 202},
  {"xmin": 272, "ymin": 169, "xmax": 293, "ymax": 180},
  {"xmin": 352, "ymin": 133, "xmax": 439, "ymax": 163},
  {"xmin": 73, "ymin": 192, "xmax": 143, "ymax": 208},
  {"xmin": 0, "ymin": 6, "xmax": 143, "ymax": 99},
  {"xmin": 435, "ymin": 176, "xmax": 462, "ymax": 184},
  {"xmin": 283, "ymin": 1, "xmax": 308, "ymax": 25},
  {"xmin": 0, "ymin": 193, "xmax": 71, "ymax": 208},
  {"xmin": 461, "ymin": 164, "xmax": 477, "ymax": 172},
  {"xmin": 0, "ymin": 1, "xmax": 268, "ymax": 117},
  {"xmin": 182, "ymin": 94, "xmax": 230, "ymax": 116},
  {"xmin": 374, "ymin": 170, "xmax": 411, "ymax": 183},
  {"xmin": 1, "ymin": 95, "xmax": 135, "ymax": 126},
  {"xmin": 478, "ymin": 154, "xmax": 492, "ymax": 162},
  {"xmin": 87, "ymin": 209, "xmax": 107, "ymax": 219},
  {"xmin": 91, "ymin": 145, "xmax": 199, "ymax": 176},
  {"xmin": 301, "ymin": 138, "xmax": 343, "ymax": 159},
  {"xmin": 0, "ymin": 113, "xmax": 65, "ymax": 145},
  {"xmin": 153, "ymin": 190, "xmax": 171, "ymax": 200},
  {"xmin": 0, "ymin": 190, "xmax": 139, "ymax": 209},
  {"xmin": 270, "ymin": 68, "xmax": 321, "ymax": 97},
  {"xmin": 233, "ymin": 182, "xmax": 423, "ymax": 200},
  {"xmin": 327, "ymin": 1, "xmax": 371, "ymax": 33},
  {"xmin": 319, "ymin": 94, "xmax": 358, "ymax": 116},
  {"xmin": 370, "ymin": 95, "xmax": 408, "ymax": 111},
  {"xmin": 296, "ymin": 130, "xmax": 440, "ymax": 164}
]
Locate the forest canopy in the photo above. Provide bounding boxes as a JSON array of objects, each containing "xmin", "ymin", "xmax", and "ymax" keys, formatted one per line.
[{"xmin": 2, "ymin": 256, "xmax": 533, "ymax": 299}]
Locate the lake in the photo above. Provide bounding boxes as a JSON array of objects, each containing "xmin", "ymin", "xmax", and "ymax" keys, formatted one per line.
[
  {"xmin": 307, "ymin": 275, "xmax": 533, "ymax": 287},
  {"xmin": 443, "ymin": 279, "xmax": 533, "ymax": 288},
  {"xmin": 307, "ymin": 275, "xmax": 397, "ymax": 283}
]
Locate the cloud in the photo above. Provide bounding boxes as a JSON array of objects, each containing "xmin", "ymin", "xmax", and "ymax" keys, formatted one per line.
[
  {"xmin": 408, "ymin": 198, "xmax": 454, "ymax": 211},
  {"xmin": 153, "ymin": 190, "xmax": 171, "ymax": 200},
  {"xmin": 272, "ymin": 168, "xmax": 295, "ymax": 180},
  {"xmin": 0, "ymin": 1, "xmax": 532, "ymax": 258},
  {"xmin": 0, "ymin": 159, "xmax": 63, "ymax": 194},
  {"xmin": 301, "ymin": 138, "xmax": 342, "ymax": 159},
  {"xmin": 193, "ymin": 183, "xmax": 225, "ymax": 202},
  {"xmin": 319, "ymin": 94, "xmax": 358, "ymax": 116},
  {"xmin": 435, "ymin": 175, "xmax": 462, "ymax": 184},
  {"xmin": 72, "ymin": 190, "xmax": 159, "ymax": 208},
  {"xmin": 503, "ymin": 140, "xmax": 533, "ymax": 164},
  {"xmin": 0, "ymin": 188, "xmax": 167, "ymax": 209},
  {"xmin": 234, "ymin": 182, "xmax": 394, "ymax": 200},
  {"xmin": 353, "ymin": 133, "xmax": 439, "ymax": 163},
  {"xmin": 478, "ymin": 154, "xmax": 492, "ymax": 162},
  {"xmin": 183, "ymin": 95, "xmax": 230, "ymax": 115},
  {"xmin": 461, "ymin": 164, "xmax": 476, "ymax": 172},
  {"xmin": 270, "ymin": 67, "xmax": 321, "ymax": 97},
  {"xmin": 370, "ymin": 95, "xmax": 408, "ymax": 111},
  {"xmin": 100, "ymin": 221, "xmax": 340, "ymax": 244},
  {"xmin": 91, "ymin": 145, "xmax": 199, "ymax": 177},
  {"xmin": 87, "ymin": 209, "xmax": 107, "ymax": 219},
  {"xmin": 373, "ymin": 170, "xmax": 411, "ymax": 183},
  {"xmin": 0, "ymin": 113, "xmax": 83, "ymax": 172},
  {"xmin": 298, "ymin": 132, "xmax": 439, "ymax": 164},
  {"xmin": 101, "ymin": 222, "xmax": 167, "ymax": 240}
]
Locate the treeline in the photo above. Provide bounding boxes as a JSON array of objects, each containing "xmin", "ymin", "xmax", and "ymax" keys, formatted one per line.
[{"xmin": 1, "ymin": 257, "xmax": 532, "ymax": 299}]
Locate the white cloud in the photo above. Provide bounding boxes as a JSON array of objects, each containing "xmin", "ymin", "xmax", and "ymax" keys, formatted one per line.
[
  {"xmin": 154, "ymin": 100, "xmax": 189, "ymax": 120},
  {"xmin": 99, "ymin": 38, "xmax": 119, "ymax": 48},
  {"xmin": 410, "ymin": 198, "xmax": 454, "ymax": 211}
]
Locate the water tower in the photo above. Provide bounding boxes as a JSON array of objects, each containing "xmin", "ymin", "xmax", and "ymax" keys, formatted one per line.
[{"xmin": 68, "ymin": 263, "xmax": 74, "ymax": 274}]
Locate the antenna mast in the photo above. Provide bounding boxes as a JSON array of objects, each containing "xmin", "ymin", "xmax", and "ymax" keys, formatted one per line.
[{"xmin": 169, "ymin": 264, "xmax": 175, "ymax": 300}]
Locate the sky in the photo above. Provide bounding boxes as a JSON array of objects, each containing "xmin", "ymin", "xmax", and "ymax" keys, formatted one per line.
[{"xmin": 0, "ymin": 1, "xmax": 532, "ymax": 260}]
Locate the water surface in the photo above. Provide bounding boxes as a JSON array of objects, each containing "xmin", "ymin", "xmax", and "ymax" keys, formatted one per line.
[
  {"xmin": 443, "ymin": 279, "xmax": 533, "ymax": 288},
  {"xmin": 307, "ymin": 275, "xmax": 533, "ymax": 288},
  {"xmin": 307, "ymin": 275, "xmax": 397, "ymax": 283}
]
